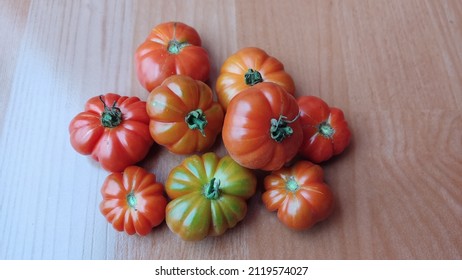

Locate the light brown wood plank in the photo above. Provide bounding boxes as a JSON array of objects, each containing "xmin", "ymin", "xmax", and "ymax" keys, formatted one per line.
[{"xmin": 0, "ymin": 0, "xmax": 461, "ymax": 259}]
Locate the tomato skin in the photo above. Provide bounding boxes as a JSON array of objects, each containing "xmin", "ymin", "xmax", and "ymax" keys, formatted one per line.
[
  {"xmin": 216, "ymin": 47, "xmax": 295, "ymax": 110},
  {"xmin": 262, "ymin": 161, "xmax": 334, "ymax": 230},
  {"xmin": 99, "ymin": 166, "xmax": 167, "ymax": 236},
  {"xmin": 165, "ymin": 153, "xmax": 256, "ymax": 241},
  {"xmin": 298, "ymin": 96, "xmax": 351, "ymax": 163},
  {"xmin": 135, "ymin": 22, "xmax": 210, "ymax": 92},
  {"xmin": 69, "ymin": 93, "xmax": 153, "ymax": 172},
  {"xmin": 222, "ymin": 82, "xmax": 303, "ymax": 171},
  {"xmin": 146, "ymin": 75, "xmax": 224, "ymax": 154}
]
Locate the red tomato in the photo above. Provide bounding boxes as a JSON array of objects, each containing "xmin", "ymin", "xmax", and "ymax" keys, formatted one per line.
[
  {"xmin": 298, "ymin": 96, "xmax": 351, "ymax": 163},
  {"xmin": 69, "ymin": 93, "xmax": 153, "ymax": 172},
  {"xmin": 135, "ymin": 22, "xmax": 210, "ymax": 92},
  {"xmin": 216, "ymin": 47, "xmax": 295, "ymax": 111},
  {"xmin": 146, "ymin": 75, "xmax": 224, "ymax": 154},
  {"xmin": 222, "ymin": 82, "xmax": 302, "ymax": 171},
  {"xmin": 262, "ymin": 161, "xmax": 334, "ymax": 230},
  {"xmin": 99, "ymin": 166, "xmax": 167, "ymax": 236}
]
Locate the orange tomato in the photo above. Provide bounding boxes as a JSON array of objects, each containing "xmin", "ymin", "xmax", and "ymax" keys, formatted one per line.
[
  {"xmin": 216, "ymin": 47, "xmax": 295, "ymax": 110},
  {"xmin": 222, "ymin": 82, "xmax": 302, "ymax": 171},
  {"xmin": 262, "ymin": 161, "xmax": 334, "ymax": 230},
  {"xmin": 135, "ymin": 22, "xmax": 210, "ymax": 92},
  {"xmin": 146, "ymin": 75, "xmax": 224, "ymax": 154}
]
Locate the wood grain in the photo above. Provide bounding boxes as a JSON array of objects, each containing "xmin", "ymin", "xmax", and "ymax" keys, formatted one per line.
[{"xmin": 0, "ymin": 0, "xmax": 461, "ymax": 259}]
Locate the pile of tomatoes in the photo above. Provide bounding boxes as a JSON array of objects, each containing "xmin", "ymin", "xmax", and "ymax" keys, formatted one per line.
[{"xmin": 69, "ymin": 22, "xmax": 351, "ymax": 241}]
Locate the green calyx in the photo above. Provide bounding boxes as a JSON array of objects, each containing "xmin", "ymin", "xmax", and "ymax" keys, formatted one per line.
[
  {"xmin": 185, "ymin": 109, "xmax": 208, "ymax": 137},
  {"xmin": 127, "ymin": 192, "xmax": 137, "ymax": 210},
  {"xmin": 269, "ymin": 113, "xmax": 300, "ymax": 143},
  {"xmin": 167, "ymin": 40, "xmax": 189, "ymax": 54},
  {"xmin": 318, "ymin": 121, "xmax": 335, "ymax": 138},
  {"xmin": 100, "ymin": 96, "xmax": 122, "ymax": 128},
  {"xmin": 204, "ymin": 178, "xmax": 221, "ymax": 200},
  {"xmin": 285, "ymin": 177, "xmax": 299, "ymax": 192},
  {"xmin": 244, "ymin": 68, "xmax": 263, "ymax": 86}
]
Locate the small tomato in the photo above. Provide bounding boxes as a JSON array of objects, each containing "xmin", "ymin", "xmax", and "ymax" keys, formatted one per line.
[
  {"xmin": 69, "ymin": 94, "xmax": 153, "ymax": 172},
  {"xmin": 262, "ymin": 161, "xmax": 334, "ymax": 230},
  {"xmin": 216, "ymin": 47, "xmax": 295, "ymax": 110},
  {"xmin": 99, "ymin": 166, "xmax": 167, "ymax": 236},
  {"xmin": 165, "ymin": 153, "xmax": 256, "ymax": 241},
  {"xmin": 298, "ymin": 96, "xmax": 351, "ymax": 163},
  {"xmin": 146, "ymin": 75, "xmax": 224, "ymax": 154},
  {"xmin": 135, "ymin": 22, "xmax": 210, "ymax": 92}
]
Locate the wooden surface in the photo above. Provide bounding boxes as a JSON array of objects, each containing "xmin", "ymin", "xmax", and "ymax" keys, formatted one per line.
[{"xmin": 1, "ymin": 0, "xmax": 461, "ymax": 260}]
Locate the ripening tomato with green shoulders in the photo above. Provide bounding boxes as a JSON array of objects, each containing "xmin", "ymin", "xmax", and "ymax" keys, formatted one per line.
[
  {"xmin": 135, "ymin": 22, "xmax": 210, "ymax": 92},
  {"xmin": 69, "ymin": 93, "xmax": 153, "ymax": 172},
  {"xmin": 222, "ymin": 82, "xmax": 302, "ymax": 171},
  {"xmin": 99, "ymin": 166, "xmax": 167, "ymax": 236},
  {"xmin": 146, "ymin": 75, "xmax": 224, "ymax": 154},
  {"xmin": 297, "ymin": 96, "xmax": 351, "ymax": 163},
  {"xmin": 216, "ymin": 47, "xmax": 295, "ymax": 110},
  {"xmin": 262, "ymin": 161, "xmax": 334, "ymax": 230},
  {"xmin": 165, "ymin": 153, "xmax": 256, "ymax": 241}
]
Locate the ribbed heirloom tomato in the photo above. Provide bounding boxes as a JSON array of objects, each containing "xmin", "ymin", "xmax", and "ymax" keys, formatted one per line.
[
  {"xmin": 165, "ymin": 153, "xmax": 256, "ymax": 241},
  {"xmin": 262, "ymin": 161, "xmax": 334, "ymax": 230},
  {"xmin": 100, "ymin": 166, "xmax": 167, "ymax": 236},
  {"xmin": 69, "ymin": 93, "xmax": 153, "ymax": 172},
  {"xmin": 216, "ymin": 47, "xmax": 295, "ymax": 110},
  {"xmin": 146, "ymin": 75, "xmax": 224, "ymax": 154},
  {"xmin": 222, "ymin": 82, "xmax": 302, "ymax": 171},
  {"xmin": 298, "ymin": 96, "xmax": 351, "ymax": 163},
  {"xmin": 135, "ymin": 22, "xmax": 210, "ymax": 92}
]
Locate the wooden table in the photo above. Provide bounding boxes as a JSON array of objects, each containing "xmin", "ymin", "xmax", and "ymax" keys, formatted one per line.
[{"xmin": 1, "ymin": 0, "xmax": 461, "ymax": 260}]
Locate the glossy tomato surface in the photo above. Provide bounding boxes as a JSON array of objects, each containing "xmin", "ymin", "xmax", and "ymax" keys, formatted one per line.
[
  {"xmin": 165, "ymin": 153, "xmax": 256, "ymax": 241},
  {"xmin": 146, "ymin": 75, "xmax": 224, "ymax": 154},
  {"xmin": 216, "ymin": 47, "xmax": 295, "ymax": 110},
  {"xmin": 298, "ymin": 96, "xmax": 351, "ymax": 163},
  {"xmin": 262, "ymin": 161, "xmax": 334, "ymax": 230},
  {"xmin": 69, "ymin": 93, "xmax": 153, "ymax": 172},
  {"xmin": 99, "ymin": 166, "xmax": 167, "ymax": 236},
  {"xmin": 135, "ymin": 22, "xmax": 210, "ymax": 92},
  {"xmin": 222, "ymin": 82, "xmax": 302, "ymax": 171}
]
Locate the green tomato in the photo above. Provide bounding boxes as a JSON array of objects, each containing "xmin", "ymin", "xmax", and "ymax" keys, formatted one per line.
[{"xmin": 165, "ymin": 152, "xmax": 256, "ymax": 241}]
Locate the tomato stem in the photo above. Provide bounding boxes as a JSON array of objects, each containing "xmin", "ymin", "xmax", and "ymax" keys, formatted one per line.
[
  {"xmin": 127, "ymin": 192, "xmax": 137, "ymax": 210},
  {"xmin": 185, "ymin": 109, "xmax": 208, "ymax": 137},
  {"xmin": 269, "ymin": 112, "xmax": 300, "ymax": 142},
  {"xmin": 99, "ymin": 95, "xmax": 122, "ymax": 128},
  {"xmin": 204, "ymin": 178, "xmax": 221, "ymax": 200},
  {"xmin": 167, "ymin": 40, "xmax": 189, "ymax": 54},
  {"xmin": 286, "ymin": 177, "xmax": 299, "ymax": 192},
  {"xmin": 318, "ymin": 121, "xmax": 335, "ymax": 138},
  {"xmin": 244, "ymin": 69, "xmax": 263, "ymax": 86}
]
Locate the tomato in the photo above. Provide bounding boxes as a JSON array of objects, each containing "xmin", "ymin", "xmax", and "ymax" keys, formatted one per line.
[
  {"xmin": 262, "ymin": 161, "xmax": 334, "ymax": 230},
  {"xmin": 298, "ymin": 96, "xmax": 351, "ymax": 163},
  {"xmin": 99, "ymin": 166, "xmax": 167, "ymax": 236},
  {"xmin": 222, "ymin": 82, "xmax": 302, "ymax": 171},
  {"xmin": 165, "ymin": 153, "xmax": 256, "ymax": 241},
  {"xmin": 146, "ymin": 75, "xmax": 224, "ymax": 154},
  {"xmin": 69, "ymin": 93, "xmax": 153, "ymax": 172},
  {"xmin": 135, "ymin": 22, "xmax": 210, "ymax": 92},
  {"xmin": 216, "ymin": 47, "xmax": 295, "ymax": 110}
]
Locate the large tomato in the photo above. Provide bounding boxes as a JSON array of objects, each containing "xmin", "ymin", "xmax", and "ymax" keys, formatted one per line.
[
  {"xmin": 165, "ymin": 153, "xmax": 256, "ymax": 241},
  {"xmin": 135, "ymin": 22, "xmax": 210, "ymax": 92},
  {"xmin": 222, "ymin": 82, "xmax": 302, "ymax": 171},
  {"xmin": 69, "ymin": 93, "xmax": 153, "ymax": 172},
  {"xmin": 99, "ymin": 166, "xmax": 167, "ymax": 236},
  {"xmin": 298, "ymin": 96, "xmax": 351, "ymax": 163},
  {"xmin": 216, "ymin": 47, "xmax": 295, "ymax": 110},
  {"xmin": 262, "ymin": 161, "xmax": 334, "ymax": 230},
  {"xmin": 146, "ymin": 75, "xmax": 224, "ymax": 154}
]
